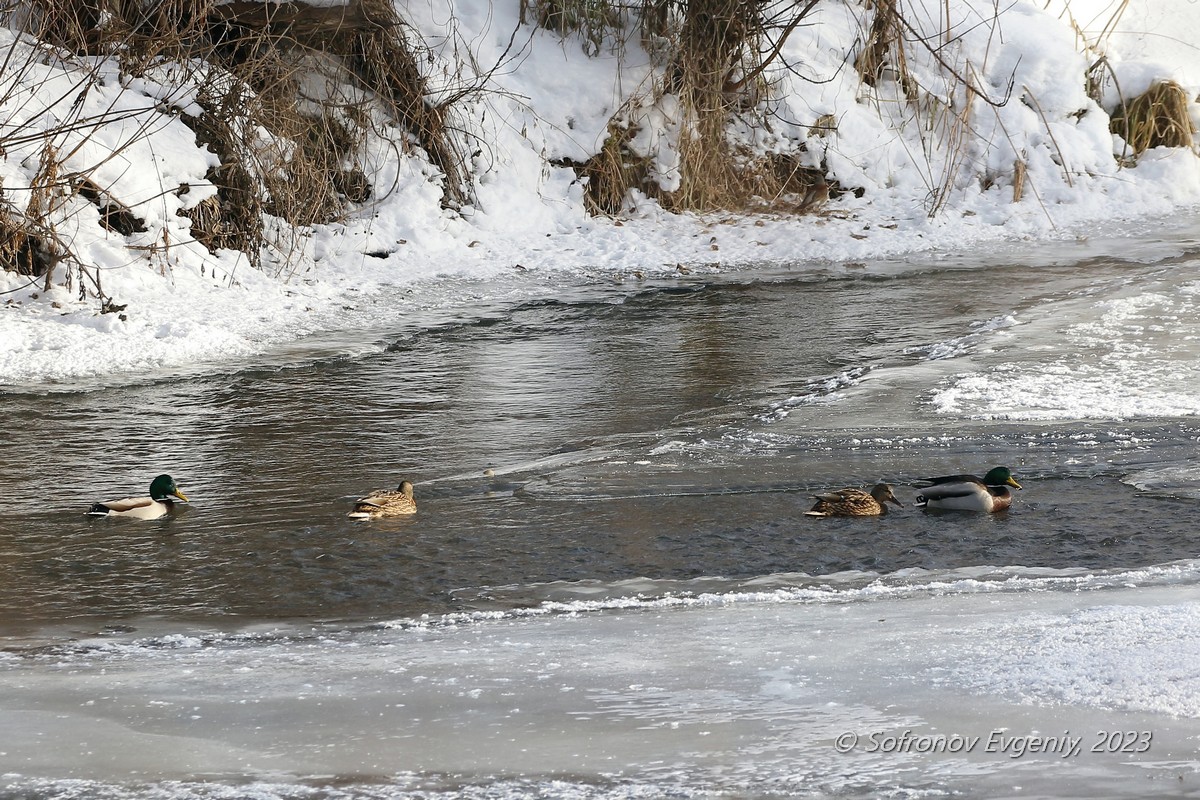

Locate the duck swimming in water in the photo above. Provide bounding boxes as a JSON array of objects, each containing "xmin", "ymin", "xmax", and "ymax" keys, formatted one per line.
[
  {"xmin": 348, "ymin": 480, "xmax": 417, "ymax": 519},
  {"xmin": 913, "ymin": 466, "xmax": 1022, "ymax": 512},
  {"xmin": 87, "ymin": 474, "xmax": 188, "ymax": 520},
  {"xmin": 805, "ymin": 483, "xmax": 903, "ymax": 517}
]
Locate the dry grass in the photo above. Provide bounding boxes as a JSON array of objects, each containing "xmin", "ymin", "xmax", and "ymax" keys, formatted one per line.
[
  {"xmin": 347, "ymin": 1, "xmax": 469, "ymax": 209},
  {"xmin": 0, "ymin": 202, "xmax": 51, "ymax": 278},
  {"xmin": 1110, "ymin": 80, "xmax": 1195, "ymax": 157},
  {"xmin": 15, "ymin": 0, "xmax": 1181, "ymax": 268},
  {"xmin": 3, "ymin": 0, "xmax": 866, "ymax": 253},
  {"xmin": 5, "ymin": 0, "xmax": 465, "ymax": 283},
  {"xmin": 853, "ymin": 0, "xmax": 1032, "ymax": 216},
  {"xmin": 528, "ymin": 1, "xmax": 830, "ymax": 214},
  {"xmin": 1060, "ymin": 4, "xmax": 1194, "ymax": 162},
  {"xmin": 177, "ymin": 83, "xmax": 266, "ymax": 259},
  {"xmin": 855, "ymin": 0, "xmax": 913, "ymax": 94},
  {"xmin": 521, "ymin": 0, "xmax": 623, "ymax": 55},
  {"xmin": 572, "ymin": 120, "xmax": 649, "ymax": 215},
  {"xmin": 1011, "ymin": 156, "xmax": 1026, "ymax": 203}
]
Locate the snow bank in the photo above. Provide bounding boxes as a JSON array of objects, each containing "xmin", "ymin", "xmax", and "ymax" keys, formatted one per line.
[{"xmin": 2, "ymin": 0, "xmax": 1199, "ymax": 387}]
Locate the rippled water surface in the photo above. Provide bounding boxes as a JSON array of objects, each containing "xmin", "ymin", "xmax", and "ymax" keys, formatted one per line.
[
  {"xmin": 5, "ymin": 229, "xmax": 1200, "ymax": 798},
  {"xmin": 4, "ymin": 253, "xmax": 1200, "ymax": 626}
]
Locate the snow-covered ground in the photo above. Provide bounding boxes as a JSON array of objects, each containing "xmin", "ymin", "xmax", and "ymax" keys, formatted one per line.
[{"xmin": 1, "ymin": 0, "xmax": 1199, "ymax": 387}]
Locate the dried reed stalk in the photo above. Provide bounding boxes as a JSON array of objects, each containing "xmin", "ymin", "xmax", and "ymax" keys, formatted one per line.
[{"xmin": 1110, "ymin": 81, "xmax": 1195, "ymax": 156}]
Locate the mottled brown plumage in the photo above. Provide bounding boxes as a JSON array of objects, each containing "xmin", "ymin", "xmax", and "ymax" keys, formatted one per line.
[
  {"xmin": 348, "ymin": 480, "xmax": 417, "ymax": 519},
  {"xmin": 805, "ymin": 483, "xmax": 902, "ymax": 517}
]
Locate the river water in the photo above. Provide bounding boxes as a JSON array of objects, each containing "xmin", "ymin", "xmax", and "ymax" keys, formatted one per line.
[{"xmin": 4, "ymin": 225, "xmax": 1200, "ymax": 798}]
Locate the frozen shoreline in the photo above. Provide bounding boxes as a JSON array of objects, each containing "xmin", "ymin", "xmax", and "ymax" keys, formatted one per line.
[
  {"xmin": 5, "ymin": 204, "xmax": 1200, "ymax": 391},
  {"xmin": 2, "ymin": 564, "xmax": 1200, "ymax": 797}
]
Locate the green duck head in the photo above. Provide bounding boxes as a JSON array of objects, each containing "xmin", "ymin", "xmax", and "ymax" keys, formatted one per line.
[
  {"xmin": 982, "ymin": 467, "xmax": 1022, "ymax": 490},
  {"xmin": 150, "ymin": 474, "xmax": 188, "ymax": 502}
]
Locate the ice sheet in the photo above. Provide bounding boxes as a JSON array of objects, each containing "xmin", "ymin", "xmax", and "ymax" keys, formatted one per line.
[{"xmin": 3, "ymin": 570, "xmax": 1200, "ymax": 797}]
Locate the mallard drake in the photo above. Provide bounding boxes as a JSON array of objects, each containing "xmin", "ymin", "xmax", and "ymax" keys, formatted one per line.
[
  {"xmin": 348, "ymin": 480, "xmax": 417, "ymax": 519},
  {"xmin": 805, "ymin": 483, "xmax": 903, "ymax": 517},
  {"xmin": 87, "ymin": 474, "xmax": 188, "ymax": 520},
  {"xmin": 913, "ymin": 466, "xmax": 1022, "ymax": 512}
]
